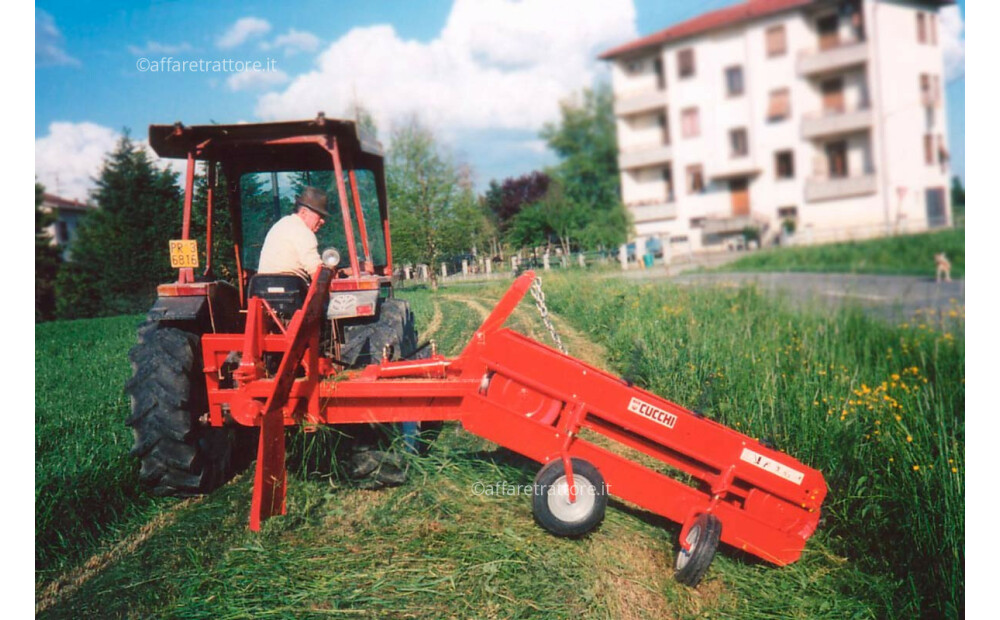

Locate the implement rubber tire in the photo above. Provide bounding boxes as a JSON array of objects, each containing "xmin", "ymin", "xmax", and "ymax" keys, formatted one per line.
[
  {"xmin": 125, "ymin": 321, "xmax": 233, "ymax": 496},
  {"xmin": 532, "ymin": 458, "xmax": 607, "ymax": 537},
  {"xmin": 674, "ymin": 513, "xmax": 722, "ymax": 587}
]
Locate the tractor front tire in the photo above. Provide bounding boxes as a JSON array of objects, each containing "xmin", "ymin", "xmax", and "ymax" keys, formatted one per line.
[{"xmin": 125, "ymin": 322, "xmax": 234, "ymax": 496}]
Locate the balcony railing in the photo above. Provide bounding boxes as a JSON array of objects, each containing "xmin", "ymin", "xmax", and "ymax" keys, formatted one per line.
[
  {"xmin": 618, "ymin": 143, "xmax": 673, "ymax": 170},
  {"xmin": 797, "ymin": 40, "xmax": 868, "ymax": 76},
  {"xmin": 614, "ymin": 88, "xmax": 667, "ymax": 116},
  {"xmin": 805, "ymin": 173, "xmax": 877, "ymax": 202},
  {"xmin": 627, "ymin": 200, "xmax": 678, "ymax": 223},
  {"xmin": 801, "ymin": 106, "xmax": 873, "ymax": 139},
  {"xmin": 701, "ymin": 213, "xmax": 767, "ymax": 235}
]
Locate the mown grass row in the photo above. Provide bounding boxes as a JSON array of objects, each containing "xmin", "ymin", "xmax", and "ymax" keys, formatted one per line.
[
  {"xmin": 720, "ymin": 227, "xmax": 965, "ymax": 278},
  {"xmin": 542, "ymin": 272, "xmax": 965, "ymax": 617}
]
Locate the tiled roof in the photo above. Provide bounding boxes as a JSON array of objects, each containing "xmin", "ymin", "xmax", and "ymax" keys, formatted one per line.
[
  {"xmin": 42, "ymin": 193, "xmax": 93, "ymax": 211},
  {"xmin": 600, "ymin": 0, "xmax": 954, "ymax": 60},
  {"xmin": 599, "ymin": 0, "xmax": 814, "ymax": 60}
]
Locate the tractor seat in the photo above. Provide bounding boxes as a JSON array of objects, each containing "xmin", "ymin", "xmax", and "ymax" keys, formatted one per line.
[{"xmin": 247, "ymin": 274, "xmax": 309, "ymax": 319}]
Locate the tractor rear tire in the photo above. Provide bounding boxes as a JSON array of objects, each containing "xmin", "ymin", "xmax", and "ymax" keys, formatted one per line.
[
  {"xmin": 125, "ymin": 321, "xmax": 234, "ymax": 496},
  {"xmin": 341, "ymin": 298, "xmax": 441, "ymax": 483}
]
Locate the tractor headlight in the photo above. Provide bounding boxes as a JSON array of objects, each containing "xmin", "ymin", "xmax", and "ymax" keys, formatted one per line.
[{"xmin": 321, "ymin": 248, "xmax": 341, "ymax": 269}]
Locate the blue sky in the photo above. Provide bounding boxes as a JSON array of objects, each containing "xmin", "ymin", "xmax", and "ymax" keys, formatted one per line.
[{"xmin": 35, "ymin": 0, "xmax": 965, "ymax": 201}]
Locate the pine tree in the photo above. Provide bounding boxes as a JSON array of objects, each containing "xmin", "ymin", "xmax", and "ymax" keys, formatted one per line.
[
  {"xmin": 35, "ymin": 182, "xmax": 62, "ymax": 321},
  {"xmin": 55, "ymin": 132, "xmax": 182, "ymax": 318}
]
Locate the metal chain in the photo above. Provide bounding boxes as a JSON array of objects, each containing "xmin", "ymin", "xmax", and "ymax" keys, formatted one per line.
[{"xmin": 529, "ymin": 277, "xmax": 567, "ymax": 354}]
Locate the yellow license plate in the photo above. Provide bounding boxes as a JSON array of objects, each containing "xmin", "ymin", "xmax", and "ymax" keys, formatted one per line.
[{"xmin": 169, "ymin": 239, "xmax": 199, "ymax": 268}]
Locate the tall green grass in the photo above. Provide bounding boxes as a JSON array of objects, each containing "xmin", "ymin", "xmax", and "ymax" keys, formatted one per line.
[
  {"xmin": 35, "ymin": 314, "xmax": 171, "ymax": 578},
  {"xmin": 37, "ymin": 277, "xmax": 964, "ymax": 618},
  {"xmin": 720, "ymin": 228, "xmax": 965, "ymax": 278},
  {"xmin": 544, "ymin": 272, "xmax": 965, "ymax": 617}
]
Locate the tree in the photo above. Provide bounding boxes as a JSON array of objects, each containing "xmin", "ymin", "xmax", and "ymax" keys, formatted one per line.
[
  {"xmin": 35, "ymin": 182, "xmax": 62, "ymax": 322},
  {"xmin": 386, "ymin": 117, "xmax": 486, "ymax": 289},
  {"xmin": 538, "ymin": 83, "xmax": 629, "ymax": 251},
  {"xmin": 487, "ymin": 171, "xmax": 551, "ymax": 234},
  {"xmin": 55, "ymin": 132, "xmax": 182, "ymax": 318}
]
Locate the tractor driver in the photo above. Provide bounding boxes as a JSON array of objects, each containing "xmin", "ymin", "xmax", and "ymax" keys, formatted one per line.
[{"xmin": 257, "ymin": 186, "xmax": 330, "ymax": 280}]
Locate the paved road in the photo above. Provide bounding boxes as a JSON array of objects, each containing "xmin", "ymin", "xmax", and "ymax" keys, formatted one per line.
[{"xmin": 616, "ymin": 270, "xmax": 965, "ymax": 323}]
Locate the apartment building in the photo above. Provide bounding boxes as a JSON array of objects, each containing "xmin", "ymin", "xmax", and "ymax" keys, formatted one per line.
[{"xmin": 600, "ymin": 0, "xmax": 953, "ymax": 257}]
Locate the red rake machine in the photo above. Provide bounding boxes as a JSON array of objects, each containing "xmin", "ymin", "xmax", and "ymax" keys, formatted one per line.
[{"xmin": 129, "ymin": 116, "xmax": 827, "ymax": 587}]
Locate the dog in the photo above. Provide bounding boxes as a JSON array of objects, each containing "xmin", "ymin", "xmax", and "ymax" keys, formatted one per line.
[{"xmin": 934, "ymin": 252, "xmax": 952, "ymax": 283}]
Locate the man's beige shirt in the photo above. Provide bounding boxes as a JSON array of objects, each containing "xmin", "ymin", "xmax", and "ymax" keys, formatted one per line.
[{"xmin": 257, "ymin": 214, "xmax": 322, "ymax": 280}]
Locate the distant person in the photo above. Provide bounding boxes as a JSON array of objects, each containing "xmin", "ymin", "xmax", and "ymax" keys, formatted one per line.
[
  {"xmin": 934, "ymin": 252, "xmax": 952, "ymax": 283},
  {"xmin": 258, "ymin": 186, "xmax": 329, "ymax": 279}
]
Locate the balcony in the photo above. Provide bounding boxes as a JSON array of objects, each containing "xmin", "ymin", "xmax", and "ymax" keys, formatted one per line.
[
  {"xmin": 618, "ymin": 143, "xmax": 673, "ymax": 171},
  {"xmin": 801, "ymin": 106, "xmax": 873, "ymax": 139},
  {"xmin": 701, "ymin": 214, "xmax": 765, "ymax": 235},
  {"xmin": 614, "ymin": 88, "xmax": 667, "ymax": 117},
  {"xmin": 797, "ymin": 40, "xmax": 868, "ymax": 77},
  {"xmin": 627, "ymin": 200, "xmax": 677, "ymax": 223},
  {"xmin": 805, "ymin": 173, "xmax": 877, "ymax": 202}
]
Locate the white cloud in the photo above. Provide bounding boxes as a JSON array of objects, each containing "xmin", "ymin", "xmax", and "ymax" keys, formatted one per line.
[
  {"xmin": 36, "ymin": 9, "xmax": 79, "ymax": 67},
  {"xmin": 940, "ymin": 6, "xmax": 965, "ymax": 82},
  {"xmin": 254, "ymin": 0, "xmax": 636, "ymax": 135},
  {"xmin": 35, "ymin": 122, "xmax": 185, "ymax": 202},
  {"xmin": 127, "ymin": 41, "xmax": 194, "ymax": 56},
  {"xmin": 217, "ymin": 17, "xmax": 271, "ymax": 49},
  {"xmin": 261, "ymin": 28, "xmax": 321, "ymax": 55},
  {"xmin": 227, "ymin": 68, "xmax": 290, "ymax": 91}
]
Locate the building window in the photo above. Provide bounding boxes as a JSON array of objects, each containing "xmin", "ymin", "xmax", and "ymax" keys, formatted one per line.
[
  {"xmin": 821, "ymin": 78, "xmax": 845, "ymax": 113},
  {"xmin": 924, "ymin": 134, "xmax": 935, "ymax": 165},
  {"xmin": 678, "ymin": 48, "xmax": 695, "ymax": 78},
  {"xmin": 657, "ymin": 111, "xmax": 670, "ymax": 144},
  {"xmin": 687, "ymin": 165, "xmax": 705, "ymax": 194},
  {"xmin": 681, "ymin": 107, "xmax": 700, "ymax": 138},
  {"xmin": 937, "ymin": 134, "xmax": 949, "ymax": 172},
  {"xmin": 775, "ymin": 150, "xmax": 795, "ymax": 179},
  {"xmin": 766, "ymin": 25, "xmax": 786, "ymax": 57},
  {"xmin": 826, "ymin": 141, "xmax": 848, "ymax": 177},
  {"xmin": 729, "ymin": 128, "xmax": 748, "ymax": 157},
  {"xmin": 818, "ymin": 14, "xmax": 839, "ymax": 50},
  {"xmin": 55, "ymin": 220, "xmax": 69, "ymax": 245},
  {"xmin": 725, "ymin": 65, "xmax": 744, "ymax": 96},
  {"xmin": 930, "ymin": 14, "xmax": 938, "ymax": 46},
  {"xmin": 654, "ymin": 58, "xmax": 665, "ymax": 90},
  {"xmin": 624, "ymin": 59, "xmax": 644, "ymax": 75},
  {"xmin": 777, "ymin": 206, "xmax": 798, "ymax": 219},
  {"xmin": 690, "ymin": 217, "xmax": 706, "ymax": 229},
  {"xmin": 662, "ymin": 166, "xmax": 675, "ymax": 202},
  {"xmin": 917, "ymin": 13, "xmax": 927, "ymax": 44},
  {"xmin": 767, "ymin": 88, "xmax": 791, "ymax": 121}
]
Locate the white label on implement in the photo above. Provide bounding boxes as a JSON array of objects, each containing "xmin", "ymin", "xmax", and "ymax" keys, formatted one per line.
[
  {"xmin": 627, "ymin": 397, "xmax": 677, "ymax": 429},
  {"xmin": 740, "ymin": 447, "xmax": 805, "ymax": 485}
]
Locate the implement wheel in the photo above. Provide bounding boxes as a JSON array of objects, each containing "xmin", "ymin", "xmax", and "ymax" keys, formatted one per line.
[
  {"xmin": 125, "ymin": 321, "xmax": 234, "ymax": 495},
  {"xmin": 674, "ymin": 513, "xmax": 722, "ymax": 587},
  {"xmin": 532, "ymin": 458, "xmax": 607, "ymax": 537}
]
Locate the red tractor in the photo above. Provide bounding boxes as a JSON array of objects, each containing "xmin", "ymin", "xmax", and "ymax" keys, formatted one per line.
[{"xmin": 129, "ymin": 115, "xmax": 827, "ymax": 587}]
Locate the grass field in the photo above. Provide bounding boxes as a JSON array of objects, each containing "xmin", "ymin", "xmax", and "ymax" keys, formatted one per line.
[
  {"xmin": 719, "ymin": 228, "xmax": 965, "ymax": 279},
  {"xmin": 36, "ymin": 273, "xmax": 964, "ymax": 618}
]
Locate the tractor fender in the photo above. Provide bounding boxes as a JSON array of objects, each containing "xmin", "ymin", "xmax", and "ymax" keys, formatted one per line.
[{"xmin": 145, "ymin": 281, "xmax": 242, "ymax": 332}]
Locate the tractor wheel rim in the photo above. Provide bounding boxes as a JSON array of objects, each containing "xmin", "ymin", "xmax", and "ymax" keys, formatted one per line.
[
  {"xmin": 547, "ymin": 474, "xmax": 597, "ymax": 524},
  {"xmin": 676, "ymin": 524, "xmax": 702, "ymax": 570}
]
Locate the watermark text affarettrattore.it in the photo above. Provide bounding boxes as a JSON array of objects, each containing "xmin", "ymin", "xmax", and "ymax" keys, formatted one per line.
[{"xmin": 136, "ymin": 57, "xmax": 279, "ymax": 73}]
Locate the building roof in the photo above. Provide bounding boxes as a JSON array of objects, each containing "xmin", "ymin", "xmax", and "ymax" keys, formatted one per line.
[
  {"xmin": 42, "ymin": 192, "xmax": 93, "ymax": 212},
  {"xmin": 598, "ymin": 0, "xmax": 952, "ymax": 60}
]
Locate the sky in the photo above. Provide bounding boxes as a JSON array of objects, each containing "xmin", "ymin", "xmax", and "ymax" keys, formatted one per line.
[{"xmin": 34, "ymin": 0, "xmax": 965, "ymax": 202}]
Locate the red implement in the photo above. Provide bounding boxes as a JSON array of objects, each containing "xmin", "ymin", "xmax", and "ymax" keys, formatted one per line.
[{"xmin": 201, "ymin": 269, "xmax": 827, "ymax": 568}]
